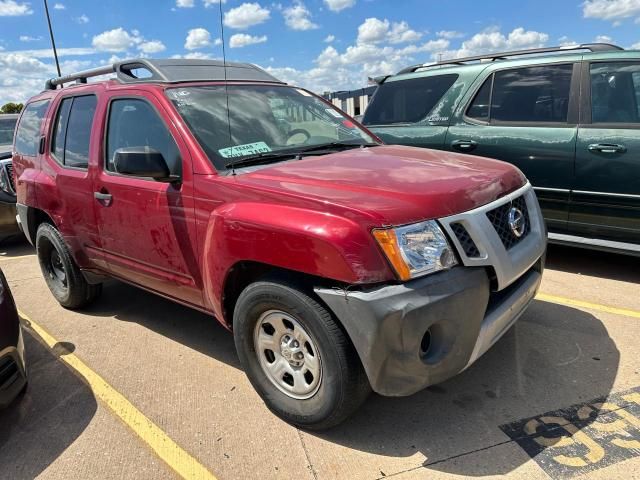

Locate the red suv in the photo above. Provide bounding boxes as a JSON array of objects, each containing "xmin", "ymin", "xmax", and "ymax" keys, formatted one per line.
[{"xmin": 13, "ymin": 59, "xmax": 546, "ymax": 429}]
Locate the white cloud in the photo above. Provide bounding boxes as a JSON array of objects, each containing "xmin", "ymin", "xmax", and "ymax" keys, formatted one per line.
[
  {"xmin": 139, "ymin": 40, "xmax": 166, "ymax": 54},
  {"xmin": 444, "ymin": 27, "xmax": 549, "ymax": 59},
  {"xmin": 185, "ymin": 28, "xmax": 212, "ymax": 50},
  {"xmin": 176, "ymin": 0, "xmax": 194, "ymax": 7},
  {"xmin": 357, "ymin": 18, "xmax": 421, "ymax": 45},
  {"xmin": 53, "ymin": 2, "xmax": 65, "ymax": 9},
  {"xmin": 324, "ymin": 34, "xmax": 335, "ymax": 43},
  {"xmin": 323, "ymin": 0, "xmax": 355, "ymax": 12},
  {"xmin": 594, "ymin": 34, "xmax": 614, "ymax": 43},
  {"xmin": 0, "ymin": 0, "xmax": 32, "ymax": 16},
  {"xmin": 437, "ymin": 30, "xmax": 464, "ymax": 39},
  {"xmin": 283, "ymin": 2, "xmax": 318, "ymax": 30},
  {"xmin": 229, "ymin": 33, "xmax": 267, "ymax": 48},
  {"xmin": 558, "ymin": 36, "xmax": 578, "ymax": 47},
  {"xmin": 19, "ymin": 35, "xmax": 41, "ymax": 42},
  {"xmin": 75, "ymin": 14, "xmax": 89, "ymax": 24},
  {"xmin": 224, "ymin": 2, "xmax": 270, "ymax": 29},
  {"xmin": 632, "ymin": 41, "xmax": 640, "ymax": 48},
  {"xmin": 92, "ymin": 28, "xmax": 142, "ymax": 52},
  {"xmin": 583, "ymin": 0, "xmax": 640, "ymax": 21}
]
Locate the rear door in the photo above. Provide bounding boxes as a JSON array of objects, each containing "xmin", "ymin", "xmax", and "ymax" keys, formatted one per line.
[
  {"xmin": 363, "ymin": 73, "xmax": 461, "ymax": 149},
  {"xmin": 39, "ymin": 94, "xmax": 103, "ymax": 267},
  {"xmin": 445, "ymin": 62, "xmax": 580, "ymax": 232},
  {"xmin": 93, "ymin": 91, "xmax": 203, "ymax": 307},
  {"xmin": 572, "ymin": 60, "xmax": 640, "ymax": 245}
]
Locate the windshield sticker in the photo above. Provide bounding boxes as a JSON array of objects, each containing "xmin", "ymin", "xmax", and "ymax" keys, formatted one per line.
[
  {"xmin": 296, "ymin": 89, "xmax": 312, "ymax": 97},
  {"xmin": 325, "ymin": 109, "xmax": 344, "ymax": 119},
  {"xmin": 218, "ymin": 142, "xmax": 272, "ymax": 158}
]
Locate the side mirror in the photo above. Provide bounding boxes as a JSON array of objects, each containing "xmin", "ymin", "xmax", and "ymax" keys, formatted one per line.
[{"xmin": 113, "ymin": 147, "xmax": 176, "ymax": 182}]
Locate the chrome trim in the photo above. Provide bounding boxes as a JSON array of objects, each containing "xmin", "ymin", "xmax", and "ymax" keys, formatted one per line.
[
  {"xmin": 440, "ymin": 182, "xmax": 547, "ymax": 291},
  {"xmin": 548, "ymin": 232, "xmax": 640, "ymax": 255},
  {"xmin": 533, "ymin": 186, "xmax": 570, "ymax": 193},
  {"xmin": 572, "ymin": 190, "xmax": 640, "ymax": 200}
]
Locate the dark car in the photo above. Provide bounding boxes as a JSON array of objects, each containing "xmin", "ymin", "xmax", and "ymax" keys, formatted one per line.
[
  {"xmin": 363, "ymin": 43, "xmax": 640, "ymax": 256},
  {"xmin": 0, "ymin": 268, "xmax": 26, "ymax": 408},
  {"xmin": 0, "ymin": 114, "xmax": 21, "ymax": 239}
]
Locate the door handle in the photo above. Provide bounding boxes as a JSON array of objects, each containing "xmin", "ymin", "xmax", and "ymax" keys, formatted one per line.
[
  {"xmin": 451, "ymin": 139, "xmax": 478, "ymax": 152},
  {"xmin": 94, "ymin": 191, "xmax": 113, "ymax": 207},
  {"xmin": 588, "ymin": 143, "xmax": 626, "ymax": 154}
]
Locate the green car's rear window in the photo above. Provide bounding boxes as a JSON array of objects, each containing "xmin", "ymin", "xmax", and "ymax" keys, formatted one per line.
[{"xmin": 363, "ymin": 74, "xmax": 458, "ymax": 125}]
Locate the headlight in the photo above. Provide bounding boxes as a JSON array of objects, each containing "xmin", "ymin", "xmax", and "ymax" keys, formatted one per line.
[{"xmin": 373, "ymin": 220, "xmax": 457, "ymax": 280}]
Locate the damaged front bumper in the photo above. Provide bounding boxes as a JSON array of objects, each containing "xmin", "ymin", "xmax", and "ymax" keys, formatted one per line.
[{"xmin": 315, "ymin": 259, "xmax": 543, "ymax": 397}]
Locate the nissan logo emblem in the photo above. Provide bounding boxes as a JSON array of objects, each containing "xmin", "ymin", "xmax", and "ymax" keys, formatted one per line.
[{"xmin": 508, "ymin": 207, "xmax": 526, "ymax": 238}]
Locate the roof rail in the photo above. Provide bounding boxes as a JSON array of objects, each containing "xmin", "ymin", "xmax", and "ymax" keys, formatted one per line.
[
  {"xmin": 396, "ymin": 43, "xmax": 624, "ymax": 75},
  {"xmin": 44, "ymin": 58, "xmax": 285, "ymax": 90}
]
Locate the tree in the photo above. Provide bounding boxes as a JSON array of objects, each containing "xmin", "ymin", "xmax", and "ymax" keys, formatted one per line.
[{"xmin": 0, "ymin": 103, "xmax": 24, "ymax": 114}]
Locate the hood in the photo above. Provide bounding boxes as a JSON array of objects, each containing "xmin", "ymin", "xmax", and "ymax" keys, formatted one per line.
[{"xmin": 236, "ymin": 145, "xmax": 526, "ymax": 226}]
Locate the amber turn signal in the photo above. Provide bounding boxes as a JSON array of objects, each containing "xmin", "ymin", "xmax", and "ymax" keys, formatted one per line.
[{"xmin": 372, "ymin": 229, "xmax": 411, "ymax": 281}]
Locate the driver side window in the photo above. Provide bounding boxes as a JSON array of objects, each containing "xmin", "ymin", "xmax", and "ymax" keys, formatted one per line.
[{"xmin": 106, "ymin": 98, "xmax": 181, "ymax": 175}]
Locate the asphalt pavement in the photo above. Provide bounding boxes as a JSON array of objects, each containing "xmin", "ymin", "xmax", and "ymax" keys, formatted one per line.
[{"xmin": 0, "ymin": 238, "xmax": 639, "ymax": 480}]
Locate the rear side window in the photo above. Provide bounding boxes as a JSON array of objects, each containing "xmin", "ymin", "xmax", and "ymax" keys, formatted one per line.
[
  {"xmin": 15, "ymin": 100, "xmax": 50, "ymax": 156},
  {"xmin": 363, "ymin": 74, "xmax": 458, "ymax": 125},
  {"xmin": 466, "ymin": 77, "xmax": 492, "ymax": 122},
  {"xmin": 590, "ymin": 62, "xmax": 640, "ymax": 124},
  {"xmin": 51, "ymin": 95, "xmax": 97, "ymax": 168},
  {"xmin": 106, "ymin": 98, "xmax": 181, "ymax": 175},
  {"xmin": 490, "ymin": 64, "xmax": 573, "ymax": 123}
]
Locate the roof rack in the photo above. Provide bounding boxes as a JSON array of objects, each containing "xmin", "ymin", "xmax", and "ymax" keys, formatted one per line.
[
  {"xmin": 396, "ymin": 43, "xmax": 624, "ymax": 75},
  {"xmin": 44, "ymin": 58, "xmax": 285, "ymax": 90}
]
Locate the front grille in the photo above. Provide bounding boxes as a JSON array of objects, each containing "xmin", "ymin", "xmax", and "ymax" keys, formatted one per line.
[
  {"xmin": 5, "ymin": 162, "xmax": 15, "ymax": 193},
  {"xmin": 450, "ymin": 222, "xmax": 480, "ymax": 257},
  {"xmin": 0, "ymin": 356, "xmax": 18, "ymax": 388},
  {"xmin": 486, "ymin": 195, "xmax": 530, "ymax": 250}
]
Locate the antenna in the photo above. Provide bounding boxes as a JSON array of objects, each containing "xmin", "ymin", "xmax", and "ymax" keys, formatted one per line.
[
  {"xmin": 218, "ymin": 1, "xmax": 235, "ymax": 175},
  {"xmin": 43, "ymin": 0, "xmax": 61, "ymax": 77}
]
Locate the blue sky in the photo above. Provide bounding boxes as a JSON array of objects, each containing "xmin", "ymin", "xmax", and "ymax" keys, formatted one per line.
[{"xmin": 0, "ymin": 0, "xmax": 639, "ymax": 103}]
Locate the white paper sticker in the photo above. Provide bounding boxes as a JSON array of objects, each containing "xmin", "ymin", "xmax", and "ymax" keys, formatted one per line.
[
  {"xmin": 325, "ymin": 108, "xmax": 344, "ymax": 118},
  {"xmin": 296, "ymin": 88, "xmax": 312, "ymax": 97},
  {"xmin": 218, "ymin": 141, "xmax": 272, "ymax": 158}
]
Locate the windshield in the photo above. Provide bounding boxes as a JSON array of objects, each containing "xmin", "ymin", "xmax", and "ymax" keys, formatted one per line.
[
  {"xmin": 167, "ymin": 85, "xmax": 377, "ymax": 171},
  {"xmin": 0, "ymin": 117, "xmax": 17, "ymax": 147}
]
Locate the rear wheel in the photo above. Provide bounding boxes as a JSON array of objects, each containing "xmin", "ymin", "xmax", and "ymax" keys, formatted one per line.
[
  {"xmin": 233, "ymin": 278, "xmax": 370, "ymax": 430},
  {"xmin": 36, "ymin": 223, "xmax": 102, "ymax": 309}
]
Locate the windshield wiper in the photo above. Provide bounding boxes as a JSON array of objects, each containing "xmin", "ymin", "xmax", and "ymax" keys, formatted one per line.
[
  {"xmin": 294, "ymin": 141, "xmax": 381, "ymax": 154},
  {"xmin": 225, "ymin": 141, "xmax": 381, "ymax": 170},
  {"xmin": 225, "ymin": 151, "xmax": 299, "ymax": 169}
]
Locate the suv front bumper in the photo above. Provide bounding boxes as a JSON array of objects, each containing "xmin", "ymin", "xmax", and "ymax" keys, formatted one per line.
[
  {"xmin": 316, "ymin": 182, "xmax": 547, "ymax": 397},
  {"xmin": 316, "ymin": 260, "xmax": 542, "ymax": 396}
]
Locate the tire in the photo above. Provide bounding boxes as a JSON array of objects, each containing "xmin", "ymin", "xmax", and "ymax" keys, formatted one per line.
[
  {"xmin": 233, "ymin": 277, "xmax": 371, "ymax": 430},
  {"xmin": 35, "ymin": 223, "xmax": 102, "ymax": 309}
]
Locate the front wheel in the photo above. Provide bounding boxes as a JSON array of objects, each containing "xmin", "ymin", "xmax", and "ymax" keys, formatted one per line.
[{"xmin": 233, "ymin": 278, "xmax": 370, "ymax": 430}]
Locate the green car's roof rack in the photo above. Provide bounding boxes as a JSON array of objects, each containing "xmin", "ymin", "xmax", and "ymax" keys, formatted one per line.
[
  {"xmin": 44, "ymin": 58, "xmax": 285, "ymax": 90},
  {"xmin": 396, "ymin": 43, "xmax": 624, "ymax": 76}
]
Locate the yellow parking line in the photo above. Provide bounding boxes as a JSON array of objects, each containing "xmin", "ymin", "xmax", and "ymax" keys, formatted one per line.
[
  {"xmin": 536, "ymin": 293, "xmax": 640, "ymax": 319},
  {"xmin": 0, "ymin": 254, "xmax": 36, "ymax": 262},
  {"xmin": 19, "ymin": 310, "xmax": 217, "ymax": 480}
]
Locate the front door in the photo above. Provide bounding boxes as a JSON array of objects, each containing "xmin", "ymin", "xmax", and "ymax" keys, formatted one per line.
[
  {"xmin": 93, "ymin": 92, "xmax": 203, "ymax": 307},
  {"xmin": 572, "ymin": 60, "xmax": 640, "ymax": 245},
  {"xmin": 446, "ymin": 62, "xmax": 580, "ymax": 232}
]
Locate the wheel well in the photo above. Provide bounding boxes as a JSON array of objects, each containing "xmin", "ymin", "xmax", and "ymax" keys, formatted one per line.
[
  {"xmin": 221, "ymin": 261, "xmax": 339, "ymax": 328},
  {"xmin": 26, "ymin": 207, "xmax": 55, "ymax": 245}
]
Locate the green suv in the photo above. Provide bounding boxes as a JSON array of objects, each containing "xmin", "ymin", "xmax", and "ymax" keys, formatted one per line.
[{"xmin": 363, "ymin": 43, "xmax": 640, "ymax": 255}]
